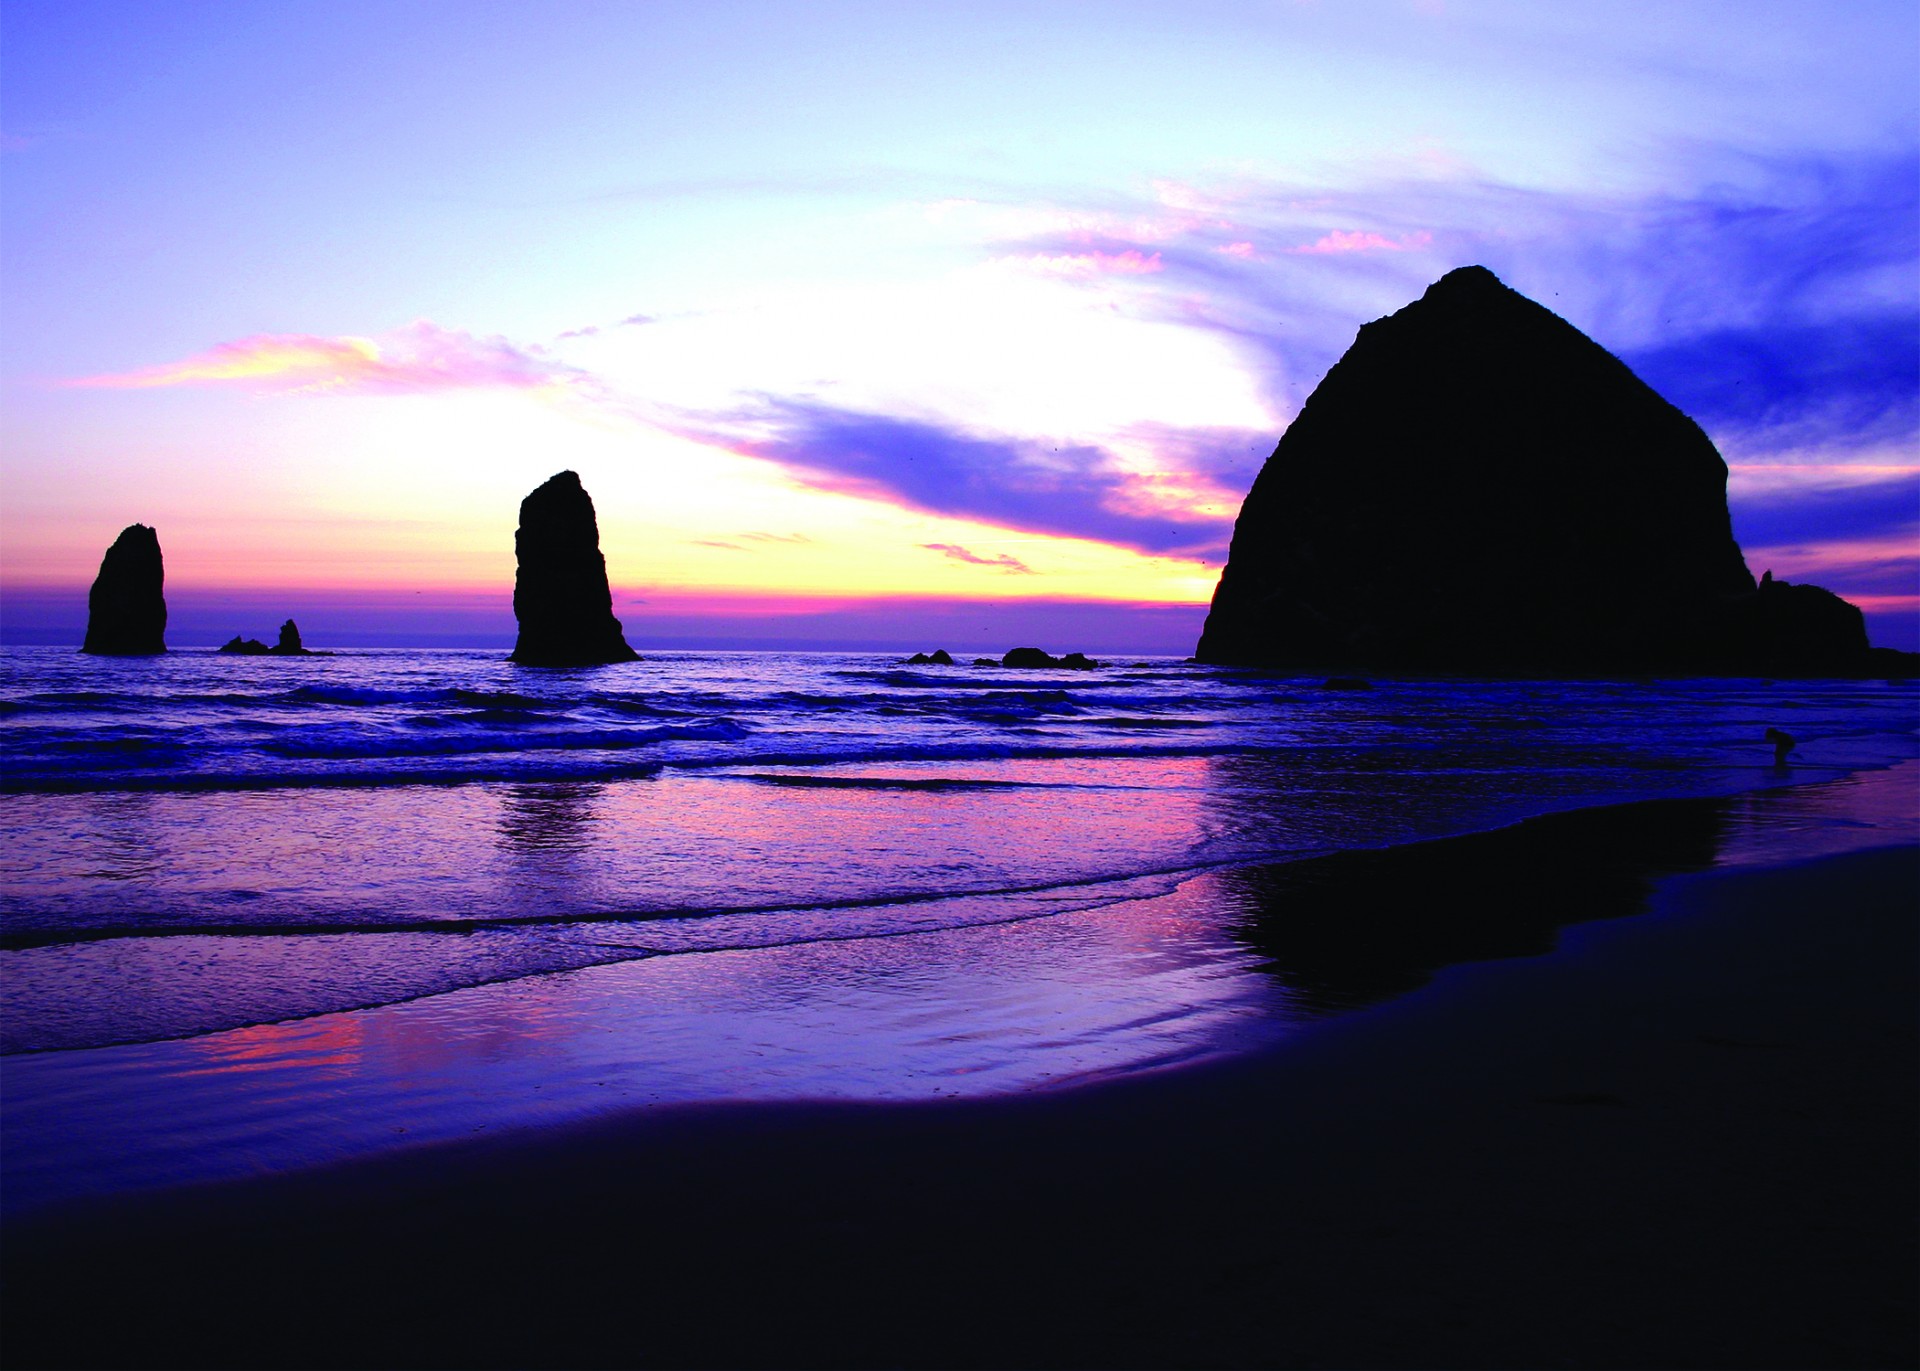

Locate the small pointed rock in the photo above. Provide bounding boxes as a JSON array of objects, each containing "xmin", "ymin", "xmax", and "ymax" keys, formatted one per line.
[{"xmin": 269, "ymin": 619, "xmax": 310, "ymax": 655}]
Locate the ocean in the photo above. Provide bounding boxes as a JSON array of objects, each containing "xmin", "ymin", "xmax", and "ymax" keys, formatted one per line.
[{"xmin": 2, "ymin": 645, "xmax": 1915, "ymax": 1211}]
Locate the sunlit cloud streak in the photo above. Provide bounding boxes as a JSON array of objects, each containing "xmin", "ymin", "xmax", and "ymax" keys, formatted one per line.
[
  {"xmin": 921, "ymin": 543, "xmax": 1033, "ymax": 574},
  {"xmin": 677, "ymin": 399, "xmax": 1239, "ymax": 561},
  {"xmin": 67, "ymin": 322, "xmax": 583, "ymax": 396}
]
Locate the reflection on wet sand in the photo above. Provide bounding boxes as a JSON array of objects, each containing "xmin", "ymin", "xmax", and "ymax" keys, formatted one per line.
[
  {"xmin": 496, "ymin": 783, "xmax": 603, "ymax": 856},
  {"xmin": 1217, "ymin": 765, "xmax": 1917, "ymax": 1017},
  {"xmin": 1218, "ymin": 795, "xmax": 1728, "ymax": 1015},
  {"xmin": 80, "ymin": 791, "xmax": 165, "ymax": 885}
]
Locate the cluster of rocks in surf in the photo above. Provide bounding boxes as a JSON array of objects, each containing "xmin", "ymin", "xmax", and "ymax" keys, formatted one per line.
[
  {"xmin": 903, "ymin": 647, "xmax": 1103, "ymax": 670},
  {"xmin": 1000, "ymin": 647, "xmax": 1101, "ymax": 670},
  {"xmin": 219, "ymin": 620, "xmax": 319, "ymax": 656}
]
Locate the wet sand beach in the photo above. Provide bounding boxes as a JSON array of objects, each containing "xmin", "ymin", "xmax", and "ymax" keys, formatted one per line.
[{"xmin": 7, "ymin": 768, "xmax": 1915, "ymax": 1370}]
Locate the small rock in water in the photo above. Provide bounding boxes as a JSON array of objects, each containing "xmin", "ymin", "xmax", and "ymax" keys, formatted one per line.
[
  {"xmin": 973, "ymin": 657, "xmax": 1000, "ymax": 667},
  {"xmin": 1001, "ymin": 647, "xmax": 1059, "ymax": 668},
  {"xmin": 219, "ymin": 635, "xmax": 270, "ymax": 656},
  {"xmin": 1002, "ymin": 647, "xmax": 1100, "ymax": 669},
  {"xmin": 269, "ymin": 619, "xmax": 313, "ymax": 655},
  {"xmin": 904, "ymin": 650, "xmax": 955, "ymax": 666}
]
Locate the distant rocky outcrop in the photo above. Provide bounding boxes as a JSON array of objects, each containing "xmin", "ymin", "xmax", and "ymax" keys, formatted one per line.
[
  {"xmin": 219, "ymin": 619, "xmax": 317, "ymax": 656},
  {"xmin": 509, "ymin": 471, "xmax": 639, "ymax": 667},
  {"xmin": 1001, "ymin": 648, "xmax": 1101, "ymax": 670},
  {"xmin": 1196, "ymin": 266, "xmax": 1910, "ymax": 676},
  {"xmin": 81, "ymin": 524, "xmax": 166, "ymax": 655},
  {"xmin": 906, "ymin": 650, "xmax": 955, "ymax": 665}
]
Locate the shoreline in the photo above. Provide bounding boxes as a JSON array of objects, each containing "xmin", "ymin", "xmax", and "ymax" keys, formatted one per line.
[{"xmin": 7, "ymin": 768, "xmax": 1915, "ymax": 1369}]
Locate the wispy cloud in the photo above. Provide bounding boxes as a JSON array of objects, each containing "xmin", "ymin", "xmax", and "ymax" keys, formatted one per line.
[
  {"xmin": 688, "ymin": 532, "xmax": 814, "ymax": 551},
  {"xmin": 66, "ymin": 321, "xmax": 583, "ymax": 396},
  {"xmin": 1742, "ymin": 530, "xmax": 1920, "ymax": 602},
  {"xmin": 681, "ymin": 399, "xmax": 1233, "ymax": 561},
  {"xmin": 1008, "ymin": 248, "xmax": 1164, "ymax": 277},
  {"xmin": 1730, "ymin": 468, "xmax": 1919, "ymax": 549},
  {"xmin": 921, "ymin": 543, "xmax": 1033, "ymax": 573},
  {"xmin": 1287, "ymin": 229, "xmax": 1434, "ymax": 255},
  {"xmin": 556, "ymin": 313, "xmax": 657, "ymax": 341}
]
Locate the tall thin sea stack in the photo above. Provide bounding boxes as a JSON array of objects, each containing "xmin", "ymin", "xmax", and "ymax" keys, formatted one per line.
[
  {"xmin": 509, "ymin": 470, "xmax": 638, "ymax": 666},
  {"xmin": 1195, "ymin": 265, "xmax": 1876, "ymax": 674},
  {"xmin": 81, "ymin": 524, "xmax": 167, "ymax": 655}
]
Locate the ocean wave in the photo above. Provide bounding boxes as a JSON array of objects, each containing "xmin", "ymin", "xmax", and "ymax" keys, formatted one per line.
[
  {"xmin": 0, "ymin": 858, "xmax": 1204, "ymax": 952},
  {"xmin": 259, "ymin": 718, "xmax": 751, "ymax": 760}
]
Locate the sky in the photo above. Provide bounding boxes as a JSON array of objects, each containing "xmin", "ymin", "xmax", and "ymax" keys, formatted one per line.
[{"xmin": 3, "ymin": 0, "xmax": 1915, "ymax": 652}]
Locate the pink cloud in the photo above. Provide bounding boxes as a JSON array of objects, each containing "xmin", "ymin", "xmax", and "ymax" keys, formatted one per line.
[
  {"xmin": 1012, "ymin": 249, "xmax": 1165, "ymax": 278},
  {"xmin": 1288, "ymin": 229, "xmax": 1434, "ymax": 255},
  {"xmin": 66, "ymin": 322, "xmax": 579, "ymax": 396},
  {"xmin": 1217, "ymin": 241, "xmax": 1257, "ymax": 259},
  {"xmin": 1742, "ymin": 533, "xmax": 1919, "ymax": 583},
  {"xmin": 921, "ymin": 543, "xmax": 1034, "ymax": 574},
  {"xmin": 1846, "ymin": 594, "xmax": 1920, "ymax": 614}
]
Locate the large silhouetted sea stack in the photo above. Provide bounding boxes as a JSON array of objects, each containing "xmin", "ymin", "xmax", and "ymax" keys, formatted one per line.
[
  {"xmin": 80, "ymin": 524, "xmax": 166, "ymax": 655},
  {"xmin": 509, "ymin": 471, "xmax": 638, "ymax": 667},
  {"xmin": 1197, "ymin": 266, "xmax": 1899, "ymax": 675}
]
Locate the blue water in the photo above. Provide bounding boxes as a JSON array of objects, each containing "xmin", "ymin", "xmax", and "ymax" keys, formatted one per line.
[
  {"xmin": 1, "ymin": 646, "xmax": 1914, "ymax": 1211},
  {"xmin": 3, "ymin": 646, "xmax": 1916, "ymax": 1049}
]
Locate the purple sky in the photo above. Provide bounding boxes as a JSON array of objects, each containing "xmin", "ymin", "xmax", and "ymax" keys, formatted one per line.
[{"xmin": 4, "ymin": 1, "xmax": 1914, "ymax": 652}]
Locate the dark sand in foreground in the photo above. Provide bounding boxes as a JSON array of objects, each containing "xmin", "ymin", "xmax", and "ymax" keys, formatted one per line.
[{"xmin": 7, "ymin": 782, "xmax": 1916, "ymax": 1370}]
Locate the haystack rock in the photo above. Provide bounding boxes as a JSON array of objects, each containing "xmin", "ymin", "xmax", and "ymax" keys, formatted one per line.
[
  {"xmin": 1196, "ymin": 265, "xmax": 1897, "ymax": 674},
  {"xmin": 509, "ymin": 471, "xmax": 638, "ymax": 666},
  {"xmin": 81, "ymin": 524, "xmax": 167, "ymax": 655}
]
